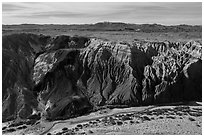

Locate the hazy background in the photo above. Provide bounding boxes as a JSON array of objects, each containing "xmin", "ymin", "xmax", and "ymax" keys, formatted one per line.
[{"xmin": 2, "ymin": 2, "xmax": 202, "ymax": 25}]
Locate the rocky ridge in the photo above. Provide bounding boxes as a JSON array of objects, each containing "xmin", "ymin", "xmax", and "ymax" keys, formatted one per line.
[{"xmin": 2, "ymin": 33, "xmax": 202, "ymax": 122}]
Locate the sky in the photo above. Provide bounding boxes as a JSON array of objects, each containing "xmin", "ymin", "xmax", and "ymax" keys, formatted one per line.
[{"xmin": 2, "ymin": 2, "xmax": 202, "ymax": 25}]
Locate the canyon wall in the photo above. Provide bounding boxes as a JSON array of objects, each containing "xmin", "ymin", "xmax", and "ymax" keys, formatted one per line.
[{"xmin": 2, "ymin": 33, "xmax": 202, "ymax": 121}]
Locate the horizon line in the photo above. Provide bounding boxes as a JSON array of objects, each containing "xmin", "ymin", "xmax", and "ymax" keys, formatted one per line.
[{"xmin": 2, "ymin": 22, "xmax": 202, "ymax": 26}]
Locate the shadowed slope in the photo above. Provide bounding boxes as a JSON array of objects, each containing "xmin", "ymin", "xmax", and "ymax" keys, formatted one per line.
[{"xmin": 2, "ymin": 33, "xmax": 202, "ymax": 122}]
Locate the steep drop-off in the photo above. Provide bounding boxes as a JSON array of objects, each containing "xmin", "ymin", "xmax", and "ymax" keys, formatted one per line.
[
  {"xmin": 2, "ymin": 33, "xmax": 50, "ymax": 122},
  {"xmin": 2, "ymin": 33, "xmax": 202, "ymax": 122}
]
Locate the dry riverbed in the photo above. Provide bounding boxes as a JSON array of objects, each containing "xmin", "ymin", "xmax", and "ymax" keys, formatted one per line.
[{"xmin": 2, "ymin": 101, "xmax": 202, "ymax": 135}]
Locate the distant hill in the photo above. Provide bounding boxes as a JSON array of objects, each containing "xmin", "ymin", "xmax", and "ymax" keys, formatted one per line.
[{"xmin": 3, "ymin": 22, "xmax": 202, "ymax": 33}]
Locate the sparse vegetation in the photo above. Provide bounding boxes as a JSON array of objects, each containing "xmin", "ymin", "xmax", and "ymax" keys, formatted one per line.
[
  {"xmin": 62, "ymin": 127, "xmax": 68, "ymax": 131},
  {"xmin": 188, "ymin": 117, "xmax": 196, "ymax": 121}
]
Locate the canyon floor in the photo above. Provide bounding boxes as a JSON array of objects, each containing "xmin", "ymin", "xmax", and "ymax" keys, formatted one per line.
[{"xmin": 2, "ymin": 101, "xmax": 202, "ymax": 135}]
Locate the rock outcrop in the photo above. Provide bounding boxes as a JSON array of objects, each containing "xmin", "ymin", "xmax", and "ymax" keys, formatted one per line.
[
  {"xmin": 2, "ymin": 33, "xmax": 202, "ymax": 122},
  {"xmin": 2, "ymin": 33, "xmax": 50, "ymax": 121}
]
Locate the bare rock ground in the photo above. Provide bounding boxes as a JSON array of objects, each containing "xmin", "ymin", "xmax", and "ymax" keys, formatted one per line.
[{"xmin": 2, "ymin": 101, "xmax": 202, "ymax": 135}]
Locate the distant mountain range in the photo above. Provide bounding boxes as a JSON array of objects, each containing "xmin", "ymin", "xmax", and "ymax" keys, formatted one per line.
[{"xmin": 3, "ymin": 22, "xmax": 202, "ymax": 33}]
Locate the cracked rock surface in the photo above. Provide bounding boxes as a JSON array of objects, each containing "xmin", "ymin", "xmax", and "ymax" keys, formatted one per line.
[{"xmin": 2, "ymin": 33, "xmax": 202, "ymax": 125}]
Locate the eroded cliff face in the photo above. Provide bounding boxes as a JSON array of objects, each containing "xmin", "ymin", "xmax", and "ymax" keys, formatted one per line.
[
  {"xmin": 2, "ymin": 34, "xmax": 50, "ymax": 121},
  {"xmin": 2, "ymin": 33, "xmax": 202, "ymax": 122},
  {"xmin": 34, "ymin": 49, "xmax": 92, "ymax": 120}
]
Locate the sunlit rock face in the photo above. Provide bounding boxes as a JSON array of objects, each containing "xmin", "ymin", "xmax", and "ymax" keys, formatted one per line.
[
  {"xmin": 34, "ymin": 49, "xmax": 92, "ymax": 120},
  {"xmin": 79, "ymin": 39, "xmax": 152, "ymax": 106},
  {"xmin": 2, "ymin": 33, "xmax": 202, "ymax": 122},
  {"xmin": 141, "ymin": 41, "xmax": 202, "ymax": 105}
]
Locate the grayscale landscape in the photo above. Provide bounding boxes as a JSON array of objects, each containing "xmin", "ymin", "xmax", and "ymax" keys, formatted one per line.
[{"xmin": 2, "ymin": 2, "xmax": 202, "ymax": 135}]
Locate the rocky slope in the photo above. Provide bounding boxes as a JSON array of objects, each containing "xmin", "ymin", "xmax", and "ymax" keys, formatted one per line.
[{"xmin": 2, "ymin": 33, "xmax": 202, "ymax": 122}]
